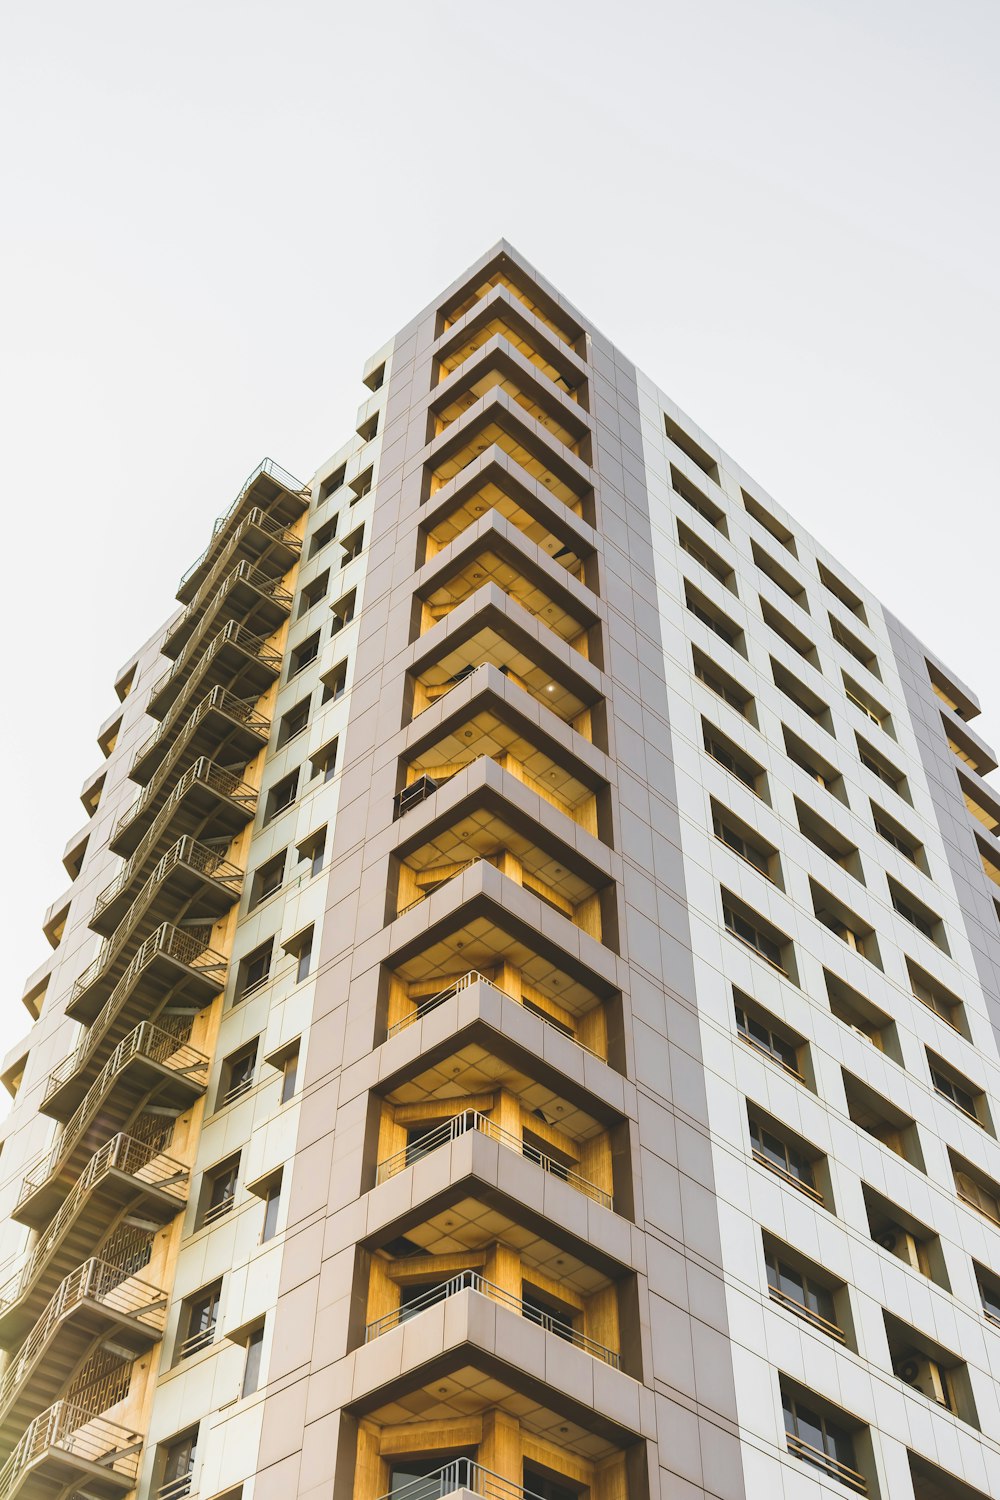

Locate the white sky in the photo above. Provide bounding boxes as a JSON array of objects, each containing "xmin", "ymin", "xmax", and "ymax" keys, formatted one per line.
[{"xmin": 1, "ymin": 0, "xmax": 997, "ymax": 1081}]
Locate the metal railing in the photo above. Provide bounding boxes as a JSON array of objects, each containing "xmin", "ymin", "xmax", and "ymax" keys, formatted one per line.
[
  {"xmin": 0, "ymin": 1258, "xmax": 166, "ymax": 1417},
  {"xmin": 751, "ymin": 1148, "xmax": 824, "ymax": 1205},
  {"xmin": 385, "ymin": 970, "xmax": 603, "ymax": 1059},
  {"xmin": 94, "ymin": 822, "xmax": 245, "ymax": 926},
  {"xmin": 177, "ymin": 503, "xmax": 301, "ymax": 603},
  {"xmin": 364, "ymin": 1269, "xmax": 619, "ymax": 1366},
  {"xmin": 376, "ymin": 1458, "xmax": 544, "ymax": 1500},
  {"xmin": 375, "ymin": 1109, "xmax": 612, "ymax": 1210},
  {"xmin": 395, "ymin": 774, "xmax": 444, "ymax": 817},
  {"xmin": 177, "ymin": 456, "xmax": 307, "ymax": 594},
  {"xmin": 0, "ymin": 1134, "xmax": 188, "ymax": 1316},
  {"xmin": 166, "ymin": 558, "xmax": 294, "ymax": 654},
  {"xmin": 101, "ymin": 757, "xmax": 257, "ymax": 915},
  {"xmin": 785, "ymin": 1432, "xmax": 867, "ymax": 1494},
  {"xmin": 22, "ymin": 1022, "xmax": 207, "ymax": 1209},
  {"xmin": 0, "ymin": 1399, "xmax": 141, "ymax": 1500},
  {"xmin": 131, "ymin": 676, "xmax": 271, "ymax": 781},
  {"xmin": 177, "ymin": 1318, "xmax": 216, "ymax": 1359},
  {"xmin": 149, "ymin": 618, "xmax": 283, "ymax": 715},
  {"xmin": 767, "ymin": 1284, "xmax": 846, "ymax": 1344},
  {"xmin": 200, "ymin": 1192, "xmax": 235, "ymax": 1228},
  {"xmin": 74, "ymin": 838, "xmax": 242, "ymax": 1005},
  {"xmin": 50, "ymin": 925, "xmax": 226, "ymax": 1106},
  {"xmin": 157, "ymin": 1472, "xmax": 195, "ymax": 1500}
]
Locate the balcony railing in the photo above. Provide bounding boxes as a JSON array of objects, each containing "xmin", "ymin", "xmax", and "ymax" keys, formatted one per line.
[
  {"xmin": 148, "ymin": 618, "xmax": 283, "ymax": 720},
  {"xmin": 177, "ymin": 456, "xmax": 308, "ymax": 599},
  {"xmin": 767, "ymin": 1284, "xmax": 846, "ymax": 1343},
  {"xmin": 22, "ymin": 1022, "xmax": 208, "ymax": 1211},
  {"xmin": 94, "ymin": 817, "xmax": 246, "ymax": 931},
  {"xmin": 0, "ymin": 1399, "xmax": 141, "ymax": 1500},
  {"xmin": 364, "ymin": 1268, "xmax": 619, "ymax": 1366},
  {"xmin": 129, "ymin": 684, "xmax": 270, "ymax": 791},
  {"xmin": 375, "ymin": 1109, "xmax": 612, "ymax": 1210},
  {"xmin": 165, "ymin": 558, "xmax": 294, "ymax": 658},
  {"xmin": 398, "ymin": 859, "xmax": 480, "ymax": 916},
  {"xmin": 785, "ymin": 1432, "xmax": 867, "ymax": 1494},
  {"xmin": 385, "ymin": 970, "xmax": 602, "ymax": 1060},
  {"xmin": 72, "ymin": 838, "xmax": 242, "ymax": 1009},
  {"xmin": 751, "ymin": 1147, "xmax": 824, "ymax": 1205},
  {"xmin": 49, "ymin": 925, "xmax": 226, "ymax": 1107},
  {"xmin": 376, "ymin": 1458, "xmax": 546, "ymax": 1500},
  {"xmin": 0, "ymin": 1134, "xmax": 187, "ymax": 1318},
  {"xmin": 0, "ymin": 1258, "xmax": 166, "ymax": 1419},
  {"xmin": 177, "ymin": 503, "xmax": 301, "ymax": 609}
]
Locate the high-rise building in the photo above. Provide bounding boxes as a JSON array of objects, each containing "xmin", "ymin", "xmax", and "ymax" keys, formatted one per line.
[{"xmin": 3, "ymin": 242, "xmax": 1000, "ymax": 1500}]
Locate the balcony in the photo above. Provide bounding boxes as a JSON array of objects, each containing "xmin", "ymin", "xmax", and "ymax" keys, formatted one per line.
[
  {"xmin": 18, "ymin": 1022, "xmax": 208, "ymax": 1227},
  {"xmin": 375, "ymin": 1459, "xmax": 555, "ymax": 1500},
  {"xmin": 426, "ymin": 404, "xmax": 592, "ymax": 511},
  {"xmin": 176, "ymin": 457, "xmax": 308, "ymax": 605},
  {"xmin": 364, "ymin": 1268, "xmax": 620, "ymax": 1367},
  {"xmin": 431, "ymin": 348, "xmax": 592, "ymax": 458},
  {"xmin": 164, "ymin": 556, "xmax": 294, "ymax": 662},
  {"xmin": 147, "ymin": 617, "xmax": 282, "ymax": 724},
  {"xmin": 435, "ymin": 288, "xmax": 587, "ymax": 396},
  {"xmin": 375, "ymin": 1110, "xmax": 612, "ymax": 1211},
  {"xmin": 0, "ymin": 1258, "xmax": 166, "ymax": 1449},
  {"xmin": 0, "ymin": 1399, "xmax": 141, "ymax": 1500},
  {"xmin": 0, "ymin": 1133, "xmax": 187, "ymax": 1345},
  {"xmin": 45, "ymin": 925, "xmax": 226, "ymax": 1118},
  {"xmin": 411, "ymin": 632, "xmax": 599, "ymax": 741},
  {"xmin": 176, "ymin": 502, "xmax": 301, "ymax": 613},
  {"xmin": 68, "ymin": 838, "xmax": 243, "ymax": 1021},
  {"xmin": 116, "ymin": 690, "xmax": 269, "ymax": 848}
]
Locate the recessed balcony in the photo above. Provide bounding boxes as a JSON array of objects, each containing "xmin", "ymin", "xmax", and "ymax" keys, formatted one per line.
[
  {"xmin": 417, "ymin": 544, "xmax": 597, "ymax": 659},
  {"xmin": 440, "ymin": 259, "xmax": 584, "ymax": 350},
  {"xmin": 431, "ymin": 349, "xmax": 592, "ymax": 458},
  {"xmin": 147, "ymin": 618, "xmax": 282, "ymax": 724},
  {"xmin": 46, "ymin": 924, "xmax": 225, "ymax": 1118},
  {"xmin": 119, "ymin": 689, "xmax": 269, "ymax": 842},
  {"xmin": 70, "ymin": 838, "xmax": 242, "ymax": 1021},
  {"xmin": 0, "ymin": 1400, "xmax": 142, "ymax": 1500},
  {"xmin": 0, "ymin": 1133, "xmax": 187, "ymax": 1346},
  {"xmin": 177, "ymin": 502, "xmax": 301, "ymax": 609},
  {"xmin": 436, "ymin": 299, "xmax": 587, "ymax": 401},
  {"xmin": 176, "ymin": 456, "xmax": 308, "ymax": 605},
  {"xmin": 164, "ymin": 558, "xmax": 293, "ymax": 662},
  {"xmin": 426, "ymin": 406, "xmax": 592, "ymax": 511},
  {"xmin": 18, "ymin": 1021, "xmax": 208, "ymax": 1228},
  {"xmin": 0, "ymin": 1257, "xmax": 166, "ymax": 1450}
]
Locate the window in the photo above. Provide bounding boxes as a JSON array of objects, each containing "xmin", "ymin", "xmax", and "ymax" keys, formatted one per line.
[
  {"xmin": 329, "ymin": 588, "xmax": 357, "ymax": 636},
  {"xmin": 341, "ymin": 525, "xmax": 365, "ymax": 563},
  {"xmin": 782, "ymin": 1386, "xmax": 865, "ymax": 1494},
  {"xmin": 319, "ymin": 465, "xmax": 346, "ymax": 501},
  {"xmin": 953, "ymin": 1153, "xmax": 1000, "ymax": 1226},
  {"xmin": 219, "ymin": 1041, "xmax": 258, "ymax": 1107},
  {"xmin": 350, "ymin": 467, "xmax": 373, "ymax": 502},
  {"xmin": 249, "ymin": 850, "xmax": 285, "ymax": 909},
  {"xmin": 670, "ymin": 464, "xmax": 727, "ymax": 532},
  {"xmin": 200, "ymin": 1156, "xmax": 239, "ymax": 1228},
  {"xmin": 722, "ymin": 892, "xmax": 793, "ymax": 975},
  {"xmin": 264, "ymin": 770, "xmax": 299, "ymax": 823},
  {"xmin": 857, "ymin": 733, "xmax": 911, "ymax": 801},
  {"xmin": 692, "ymin": 647, "xmax": 755, "ymax": 722},
  {"xmin": 702, "ymin": 721, "xmax": 766, "ymax": 797},
  {"xmin": 297, "ymin": 825, "xmax": 327, "ymax": 877},
  {"xmin": 759, "ymin": 597, "xmax": 819, "ymax": 666},
  {"xmin": 734, "ymin": 992, "xmax": 802, "ymax": 1078},
  {"xmin": 906, "ymin": 959, "xmax": 964, "ymax": 1033},
  {"xmin": 928, "ymin": 1053, "xmax": 984, "ymax": 1126},
  {"xmin": 663, "ymin": 414, "xmax": 719, "ymax": 482},
  {"xmin": 285, "ymin": 926, "xmax": 314, "ymax": 984},
  {"xmin": 811, "ymin": 880, "xmax": 880, "ymax": 965},
  {"xmin": 889, "ymin": 879, "xmax": 947, "ymax": 951},
  {"xmin": 824, "ymin": 970, "xmax": 895, "ymax": 1053},
  {"xmin": 364, "ymin": 363, "xmax": 385, "ymax": 392},
  {"xmin": 712, "ymin": 801, "xmax": 777, "ymax": 881},
  {"xmin": 764, "ymin": 1243, "xmax": 842, "ymax": 1340},
  {"xmin": 311, "ymin": 737, "xmax": 339, "ymax": 780},
  {"xmin": 357, "ymin": 412, "xmax": 379, "ymax": 442},
  {"xmin": 830, "ymin": 614, "xmax": 881, "ymax": 678},
  {"xmin": 871, "ymin": 803, "xmax": 923, "ymax": 867},
  {"xmin": 309, "ymin": 515, "xmax": 338, "ymax": 558},
  {"xmin": 159, "ymin": 1428, "xmax": 198, "ymax": 1500},
  {"xmin": 241, "ymin": 1323, "xmax": 265, "ymax": 1398},
  {"xmin": 261, "ymin": 1173, "xmax": 282, "ymax": 1241},
  {"xmin": 677, "ymin": 520, "xmax": 735, "ymax": 589},
  {"xmin": 320, "ymin": 660, "xmax": 347, "ymax": 704},
  {"xmin": 280, "ymin": 1045, "xmax": 300, "ymax": 1103},
  {"xmin": 298, "ymin": 570, "xmax": 329, "ymax": 617},
  {"xmin": 742, "ymin": 490, "xmax": 797, "ymax": 555},
  {"xmin": 975, "ymin": 1265, "xmax": 1000, "ymax": 1327},
  {"xmin": 289, "ymin": 632, "xmax": 320, "ymax": 677},
  {"xmin": 771, "ymin": 659, "xmax": 832, "ymax": 732},
  {"xmin": 817, "ymin": 560, "xmax": 867, "ymax": 623},
  {"xmin": 795, "ymin": 799, "xmax": 863, "ymax": 879},
  {"xmin": 178, "ymin": 1281, "xmax": 222, "ymax": 1359},
  {"xmin": 236, "ymin": 938, "xmax": 274, "ymax": 1001},
  {"xmin": 748, "ymin": 1114, "xmax": 821, "ymax": 1201},
  {"xmin": 843, "ymin": 1071, "xmax": 923, "ymax": 1167},
  {"xmin": 685, "ymin": 582, "xmax": 745, "ymax": 654},
  {"xmin": 751, "ymin": 540, "xmax": 809, "ymax": 611},
  {"xmin": 844, "ymin": 673, "xmax": 893, "ymax": 736},
  {"xmin": 781, "ymin": 724, "xmax": 847, "ymax": 803},
  {"xmin": 277, "ymin": 697, "xmax": 310, "ymax": 748}
]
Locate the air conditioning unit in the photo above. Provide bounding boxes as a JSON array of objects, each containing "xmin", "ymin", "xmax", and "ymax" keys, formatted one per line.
[
  {"xmin": 876, "ymin": 1228, "xmax": 920, "ymax": 1271},
  {"xmin": 895, "ymin": 1354, "xmax": 950, "ymax": 1408}
]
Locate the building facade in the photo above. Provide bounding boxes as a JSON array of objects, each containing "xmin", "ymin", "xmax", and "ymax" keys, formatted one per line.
[{"xmin": 2, "ymin": 242, "xmax": 1000, "ymax": 1500}]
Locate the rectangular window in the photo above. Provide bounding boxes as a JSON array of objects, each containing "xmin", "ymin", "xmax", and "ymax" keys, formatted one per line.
[
  {"xmin": 264, "ymin": 770, "xmax": 299, "ymax": 823},
  {"xmin": 811, "ymin": 881, "xmax": 881, "ymax": 967},
  {"xmin": 277, "ymin": 697, "xmax": 310, "ymax": 748},
  {"xmin": 664, "ymin": 414, "xmax": 720, "ymax": 482},
  {"xmin": 289, "ymin": 632, "xmax": 320, "ymax": 678},
  {"xmin": 178, "ymin": 1282, "xmax": 222, "ymax": 1360},
  {"xmin": 330, "ymin": 588, "xmax": 357, "ymax": 636},
  {"xmin": 237, "ymin": 939, "xmax": 273, "ymax": 1001},
  {"xmin": 953, "ymin": 1153, "xmax": 1000, "ymax": 1226},
  {"xmin": 759, "ymin": 597, "xmax": 820, "ymax": 666},
  {"xmin": 928, "ymin": 1052, "xmax": 984, "ymax": 1126},
  {"xmin": 782, "ymin": 1386, "xmax": 865, "ymax": 1494},
  {"xmin": 712, "ymin": 800, "xmax": 778, "ymax": 881},
  {"xmin": 159, "ymin": 1429, "xmax": 198, "ymax": 1500},
  {"xmin": 262, "ymin": 1173, "xmax": 282, "ymax": 1241},
  {"xmin": 241, "ymin": 1324, "xmax": 265, "ymax": 1398},
  {"xmin": 795, "ymin": 798, "xmax": 862, "ymax": 878},
  {"xmin": 692, "ymin": 647, "xmax": 755, "ymax": 722},
  {"xmin": 748, "ymin": 1113, "xmax": 821, "ymax": 1201},
  {"xmin": 764, "ymin": 1244, "xmax": 842, "ymax": 1340},
  {"xmin": 285, "ymin": 926, "xmax": 314, "ymax": 984},
  {"xmin": 817, "ymin": 561, "xmax": 868, "ymax": 624},
  {"xmin": 200, "ymin": 1156, "xmax": 240, "ymax": 1229},
  {"xmin": 856, "ymin": 734, "xmax": 911, "ymax": 802},
  {"xmin": 341, "ymin": 525, "xmax": 365, "ymax": 564},
  {"xmin": 350, "ymin": 467, "xmax": 373, "ymax": 502},
  {"xmin": 781, "ymin": 725, "xmax": 848, "ymax": 803},
  {"xmin": 771, "ymin": 658, "xmax": 832, "ymax": 732},
  {"xmin": 320, "ymin": 661, "xmax": 348, "ymax": 704},
  {"xmin": 298, "ymin": 569, "xmax": 329, "ymax": 617},
  {"xmin": 871, "ymin": 803, "xmax": 923, "ymax": 867},
  {"xmin": 722, "ymin": 891, "xmax": 793, "ymax": 976},
  {"xmin": 685, "ymin": 581, "xmax": 746, "ymax": 654},
  {"xmin": 249, "ymin": 850, "xmax": 285, "ymax": 909},
  {"xmin": 297, "ymin": 825, "xmax": 327, "ymax": 878},
  {"xmin": 734, "ymin": 992, "xmax": 802, "ymax": 1078},
  {"xmin": 830, "ymin": 614, "xmax": 881, "ymax": 678},
  {"xmin": 357, "ymin": 411, "xmax": 379, "ymax": 442},
  {"xmin": 906, "ymin": 959, "xmax": 964, "ymax": 1033},
  {"xmin": 976, "ymin": 1264, "xmax": 1000, "ymax": 1327},
  {"xmin": 677, "ymin": 520, "xmax": 736, "ymax": 590},
  {"xmin": 311, "ymin": 738, "xmax": 339, "ymax": 781},
  {"xmin": 824, "ymin": 969, "xmax": 893, "ymax": 1051},
  {"xmin": 751, "ymin": 540, "xmax": 809, "ymax": 611},
  {"xmin": 670, "ymin": 464, "xmax": 727, "ymax": 532},
  {"xmin": 742, "ymin": 490, "xmax": 797, "ymax": 555},
  {"xmin": 844, "ymin": 673, "xmax": 893, "ymax": 736},
  {"xmin": 280, "ymin": 1046, "xmax": 300, "ymax": 1103},
  {"xmin": 219, "ymin": 1040, "xmax": 258, "ymax": 1107},
  {"xmin": 702, "ymin": 720, "xmax": 766, "ymax": 797},
  {"xmin": 319, "ymin": 465, "xmax": 346, "ymax": 502},
  {"xmin": 309, "ymin": 516, "xmax": 338, "ymax": 558},
  {"xmin": 889, "ymin": 879, "xmax": 947, "ymax": 951}
]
